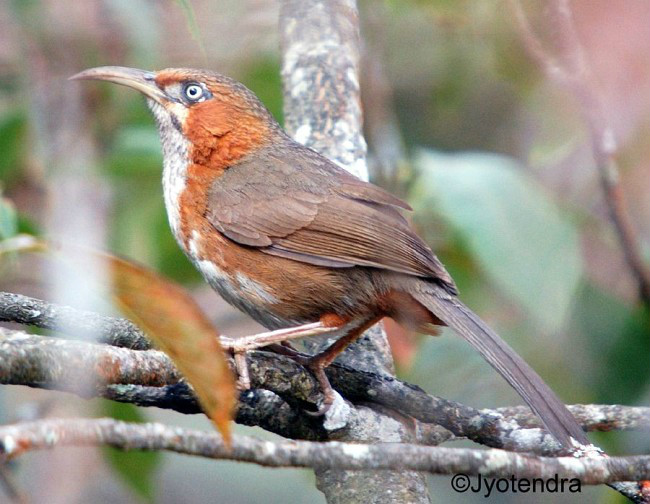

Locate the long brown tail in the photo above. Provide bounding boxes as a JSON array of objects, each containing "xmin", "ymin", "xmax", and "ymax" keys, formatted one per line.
[{"xmin": 413, "ymin": 283, "xmax": 590, "ymax": 449}]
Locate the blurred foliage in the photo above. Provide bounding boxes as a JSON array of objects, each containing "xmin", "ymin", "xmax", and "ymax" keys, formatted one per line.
[
  {"xmin": 0, "ymin": 112, "xmax": 27, "ymax": 186},
  {"xmin": 0, "ymin": 192, "xmax": 36, "ymax": 277},
  {"xmin": 7, "ymin": 0, "xmax": 40, "ymax": 22},
  {"xmin": 413, "ymin": 149, "xmax": 582, "ymax": 333},
  {"xmin": 241, "ymin": 58, "xmax": 284, "ymax": 125},
  {"xmin": 0, "ymin": 195, "xmax": 18, "ymax": 240},
  {"xmin": 102, "ymin": 401, "xmax": 162, "ymax": 502},
  {"xmin": 0, "ymin": 0, "xmax": 647, "ymax": 502},
  {"xmin": 570, "ymin": 282, "xmax": 650, "ymax": 405}
]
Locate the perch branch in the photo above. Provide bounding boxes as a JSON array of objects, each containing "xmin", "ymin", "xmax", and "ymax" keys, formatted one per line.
[
  {"xmin": 495, "ymin": 404, "xmax": 650, "ymax": 433},
  {"xmin": 1, "ymin": 326, "xmax": 648, "ymax": 453}
]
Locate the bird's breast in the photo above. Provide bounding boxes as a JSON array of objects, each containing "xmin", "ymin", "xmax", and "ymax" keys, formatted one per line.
[{"xmin": 185, "ymin": 227, "xmax": 303, "ymax": 329}]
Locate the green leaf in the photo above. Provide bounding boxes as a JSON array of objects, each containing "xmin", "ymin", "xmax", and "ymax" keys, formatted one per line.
[
  {"xmin": 0, "ymin": 111, "xmax": 27, "ymax": 186},
  {"xmin": 413, "ymin": 149, "xmax": 582, "ymax": 332},
  {"xmin": 0, "ymin": 197, "xmax": 18, "ymax": 240},
  {"xmin": 17, "ymin": 214, "xmax": 40, "ymax": 236},
  {"xmin": 102, "ymin": 402, "xmax": 160, "ymax": 502}
]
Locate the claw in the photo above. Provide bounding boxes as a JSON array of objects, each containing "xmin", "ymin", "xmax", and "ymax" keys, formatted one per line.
[{"xmin": 305, "ymin": 399, "xmax": 334, "ymax": 417}]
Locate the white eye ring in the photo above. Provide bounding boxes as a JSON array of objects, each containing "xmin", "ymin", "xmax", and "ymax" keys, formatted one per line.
[{"xmin": 183, "ymin": 83, "xmax": 204, "ymax": 102}]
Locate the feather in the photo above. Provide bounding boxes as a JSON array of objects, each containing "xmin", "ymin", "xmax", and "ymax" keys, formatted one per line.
[{"xmin": 206, "ymin": 142, "xmax": 457, "ymax": 294}]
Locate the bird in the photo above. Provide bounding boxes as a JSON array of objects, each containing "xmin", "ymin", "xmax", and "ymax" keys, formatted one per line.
[{"xmin": 71, "ymin": 66, "xmax": 590, "ymax": 451}]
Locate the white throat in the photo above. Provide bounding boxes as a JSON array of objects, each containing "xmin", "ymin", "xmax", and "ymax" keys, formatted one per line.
[{"xmin": 148, "ymin": 100, "xmax": 190, "ymax": 240}]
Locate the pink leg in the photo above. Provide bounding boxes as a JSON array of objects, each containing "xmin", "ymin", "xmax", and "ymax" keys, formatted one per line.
[{"xmin": 220, "ymin": 321, "xmax": 341, "ymax": 391}]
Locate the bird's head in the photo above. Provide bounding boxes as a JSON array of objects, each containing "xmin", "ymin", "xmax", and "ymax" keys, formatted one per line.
[{"xmin": 71, "ymin": 66, "xmax": 279, "ymax": 169}]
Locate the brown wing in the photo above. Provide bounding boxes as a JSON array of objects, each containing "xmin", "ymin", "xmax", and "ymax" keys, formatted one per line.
[{"xmin": 206, "ymin": 144, "xmax": 457, "ymax": 292}]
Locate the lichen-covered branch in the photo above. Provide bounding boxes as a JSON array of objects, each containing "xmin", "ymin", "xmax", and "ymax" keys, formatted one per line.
[
  {"xmin": 2, "ymin": 314, "xmax": 649, "ymax": 501},
  {"xmin": 1, "ymin": 327, "xmax": 648, "ymax": 450},
  {"xmin": 495, "ymin": 404, "xmax": 650, "ymax": 434},
  {"xmin": 0, "ymin": 328, "xmax": 178, "ymax": 391},
  {"xmin": 280, "ymin": 0, "xmax": 367, "ymax": 181},
  {"xmin": 1, "ymin": 418, "xmax": 650, "ymax": 486},
  {"xmin": 0, "ymin": 291, "xmax": 150, "ymax": 350}
]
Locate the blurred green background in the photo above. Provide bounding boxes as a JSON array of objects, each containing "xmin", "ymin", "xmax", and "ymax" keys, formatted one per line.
[{"xmin": 0, "ymin": 0, "xmax": 648, "ymax": 502}]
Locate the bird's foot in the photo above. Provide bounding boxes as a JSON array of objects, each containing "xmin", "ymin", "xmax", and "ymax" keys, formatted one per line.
[
  {"xmin": 220, "ymin": 322, "xmax": 340, "ymax": 392},
  {"xmin": 277, "ymin": 317, "xmax": 380, "ymax": 416},
  {"xmin": 304, "ymin": 360, "xmax": 336, "ymax": 416},
  {"xmin": 283, "ymin": 351, "xmax": 336, "ymax": 416}
]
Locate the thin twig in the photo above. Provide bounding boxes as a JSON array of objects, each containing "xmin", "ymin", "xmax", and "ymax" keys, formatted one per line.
[{"xmin": 509, "ymin": 0, "xmax": 650, "ymax": 305}]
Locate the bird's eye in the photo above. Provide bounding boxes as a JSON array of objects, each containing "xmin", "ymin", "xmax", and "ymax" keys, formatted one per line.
[{"xmin": 183, "ymin": 83, "xmax": 204, "ymax": 102}]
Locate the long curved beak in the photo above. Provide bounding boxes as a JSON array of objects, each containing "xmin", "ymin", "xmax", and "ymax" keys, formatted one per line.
[{"xmin": 70, "ymin": 66, "xmax": 167, "ymax": 104}]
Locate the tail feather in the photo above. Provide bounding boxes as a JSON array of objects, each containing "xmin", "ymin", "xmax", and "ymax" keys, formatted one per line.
[{"xmin": 414, "ymin": 285, "xmax": 589, "ymax": 449}]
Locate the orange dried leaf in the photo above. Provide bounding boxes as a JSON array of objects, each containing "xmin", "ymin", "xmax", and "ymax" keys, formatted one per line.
[
  {"xmin": 0, "ymin": 236, "xmax": 236, "ymax": 444},
  {"xmin": 105, "ymin": 254, "xmax": 236, "ymax": 444}
]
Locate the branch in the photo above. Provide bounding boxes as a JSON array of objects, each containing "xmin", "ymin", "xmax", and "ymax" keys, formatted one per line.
[
  {"xmin": 495, "ymin": 404, "xmax": 650, "ymax": 433},
  {"xmin": 2, "ymin": 313, "xmax": 648, "ymax": 502},
  {"xmin": 1, "ymin": 418, "xmax": 650, "ymax": 487},
  {"xmin": 280, "ymin": 0, "xmax": 368, "ymax": 180},
  {"xmin": 1, "ymin": 327, "xmax": 648, "ymax": 452},
  {"xmin": 0, "ymin": 291, "xmax": 150, "ymax": 350},
  {"xmin": 0, "ymin": 327, "xmax": 179, "ymax": 391},
  {"xmin": 510, "ymin": 0, "xmax": 650, "ymax": 305}
]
